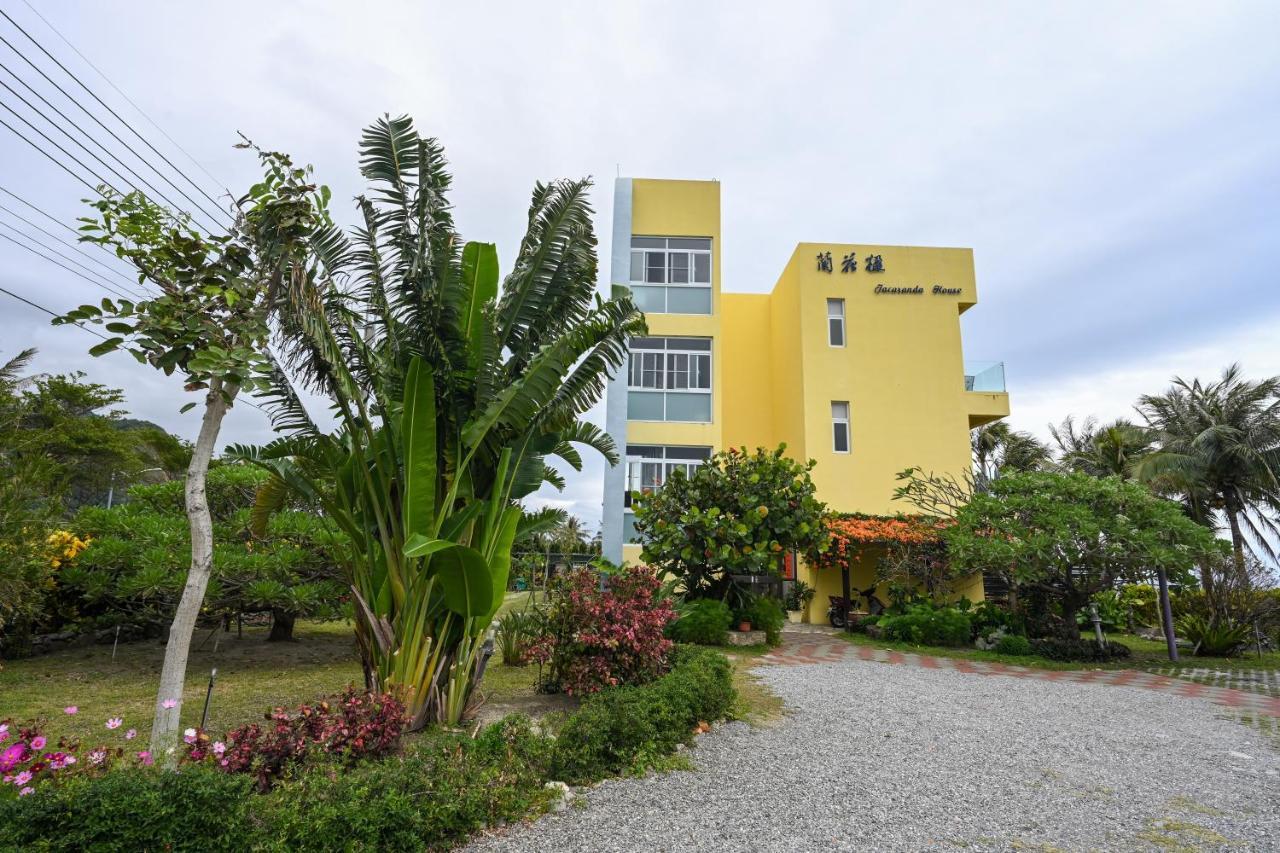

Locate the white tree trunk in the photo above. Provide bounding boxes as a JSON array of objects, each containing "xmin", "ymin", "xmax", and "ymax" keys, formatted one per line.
[{"xmin": 149, "ymin": 379, "xmax": 237, "ymax": 763}]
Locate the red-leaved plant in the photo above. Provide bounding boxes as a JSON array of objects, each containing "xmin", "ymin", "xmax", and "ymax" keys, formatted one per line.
[
  {"xmin": 529, "ymin": 565, "xmax": 675, "ymax": 695},
  {"xmin": 185, "ymin": 688, "xmax": 405, "ymax": 790}
]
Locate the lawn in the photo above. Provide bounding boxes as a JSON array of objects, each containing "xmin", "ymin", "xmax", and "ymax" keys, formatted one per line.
[{"xmin": 836, "ymin": 629, "xmax": 1280, "ymax": 673}]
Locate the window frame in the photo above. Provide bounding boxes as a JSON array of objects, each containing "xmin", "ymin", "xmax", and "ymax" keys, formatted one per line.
[
  {"xmin": 827, "ymin": 298, "xmax": 845, "ymax": 348},
  {"xmin": 627, "ymin": 337, "xmax": 713, "ymax": 423},
  {"xmin": 628, "ymin": 236, "xmax": 713, "ymax": 315},
  {"xmin": 623, "ymin": 444, "xmax": 712, "ymax": 508},
  {"xmin": 831, "ymin": 401, "xmax": 851, "ymax": 454}
]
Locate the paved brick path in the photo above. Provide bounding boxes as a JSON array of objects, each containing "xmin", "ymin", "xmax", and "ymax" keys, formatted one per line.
[{"xmin": 758, "ymin": 633, "xmax": 1280, "ymax": 719}]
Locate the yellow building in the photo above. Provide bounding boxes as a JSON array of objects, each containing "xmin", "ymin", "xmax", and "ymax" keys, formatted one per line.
[{"xmin": 600, "ymin": 178, "xmax": 1009, "ymax": 621}]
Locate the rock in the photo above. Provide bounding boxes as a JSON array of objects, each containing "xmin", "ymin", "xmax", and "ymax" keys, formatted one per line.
[{"xmin": 544, "ymin": 780, "xmax": 575, "ymax": 812}]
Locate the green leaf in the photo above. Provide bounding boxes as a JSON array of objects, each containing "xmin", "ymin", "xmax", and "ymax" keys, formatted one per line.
[
  {"xmin": 179, "ymin": 402, "xmax": 197, "ymax": 413},
  {"xmin": 432, "ymin": 543, "xmax": 494, "ymax": 617},
  {"xmin": 401, "ymin": 356, "xmax": 437, "ymax": 541},
  {"xmin": 402, "ymin": 534, "xmax": 453, "ymax": 559},
  {"xmin": 104, "ymin": 322, "xmax": 133, "ymax": 334},
  {"xmin": 88, "ymin": 337, "xmax": 123, "ymax": 357},
  {"xmin": 459, "ymin": 241, "xmax": 499, "ymax": 368},
  {"xmin": 483, "ymin": 506, "xmax": 522, "ymax": 622}
]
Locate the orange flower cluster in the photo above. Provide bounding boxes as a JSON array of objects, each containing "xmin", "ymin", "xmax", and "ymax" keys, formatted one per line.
[{"xmin": 808, "ymin": 514, "xmax": 943, "ymax": 571}]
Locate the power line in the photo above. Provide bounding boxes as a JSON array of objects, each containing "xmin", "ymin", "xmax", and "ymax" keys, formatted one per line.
[
  {"xmin": 18, "ymin": 0, "xmax": 230, "ymax": 198},
  {"xmin": 0, "ymin": 10, "xmax": 231, "ymax": 228},
  {"xmin": 0, "ymin": 61, "xmax": 206, "ymax": 223},
  {"xmin": 0, "ymin": 219, "xmax": 146, "ymax": 300},
  {"xmin": 0, "ymin": 281, "xmax": 107, "ymax": 339},
  {"xmin": 0, "ymin": 200, "xmax": 145, "ymax": 291},
  {"xmin": 0, "ymin": 229, "xmax": 139, "ymax": 302},
  {"xmin": 0, "ymin": 109, "xmax": 98, "ymax": 192}
]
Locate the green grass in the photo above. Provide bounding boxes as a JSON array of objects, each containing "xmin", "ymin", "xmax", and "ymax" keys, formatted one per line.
[
  {"xmin": 836, "ymin": 630, "xmax": 1280, "ymax": 673},
  {"xmin": 0, "ymin": 620, "xmax": 362, "ymax": 743}
]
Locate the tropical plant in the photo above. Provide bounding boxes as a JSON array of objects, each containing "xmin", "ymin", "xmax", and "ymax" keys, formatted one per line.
[
  {"xmin": 495, "ymin": 608, "xmax": 542, "ymax": 666},
  {"xmin": 1175, "ymin": 614, "xmax": 1252, "ymax": 657},
  {"xmin": 945, "ymin": 472, "xmax": 1219, "ymax": 637},
  {"xmin": 1136, "ymin": 364, "xmax": 1280, "ymax": 585},
  {"xmin": 667, "ymin": 598, "xmax": 732, "ymax": 645},
  {"xmin": 784, "ymin": 579, "xmax": 815, "ymax": 613},
  {"xmin": 55, "ymin": 147, "xmax": 323, "ymax": 756},
  {"xmin": 971, "ymin": 422, "xmax": 1050, "ymax": 487},
  {"xmin": 1050, "ymin": 416, "xmax": 1153, "ymax": 479},
  {"xmin": 233, "ymin": 116, "xmax": 645, "ymax": 727},
  {"xmin": 633, "ymin": 445, "xmax": 826, "ymax": 602}
]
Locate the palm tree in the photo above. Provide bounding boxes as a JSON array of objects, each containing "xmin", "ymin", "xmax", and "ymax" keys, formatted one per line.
[
  {"xmin": 233, "ymin": 116, "xmax": 645, "ymax": 727},
  {"xmin": 1049, "ymin": 416, "xmax": 1153, "ymax": 479},
  {"xmin": 971, "ymin": 422, "xmax": 1050, "ymax": 487},
  {"xmin": 554, "ymin": 515, "xmax": 589, "ymax": 555},
  {"xmin": 1136, "ymin": 364, "xmax": 1280, "ymax": 581}
]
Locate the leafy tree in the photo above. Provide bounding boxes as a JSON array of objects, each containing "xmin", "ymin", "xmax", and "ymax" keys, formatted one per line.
[
  {"xmin": 1136, "ymin": 364, "xmax": 1280, "ymax": 580},
  {"xmin": 1050, "ymin": 416, "xmax": 1153, "ymax": 480},
  {"xmin": 945, "ymin": 471, "xmax": 1220, "ymax": 637},
  {"xmin": 55, "ymin": 147, "xmax": 322, "ymax": 757},
  {"xmin": 235, "ymin": 116, "xmax": 645, "ymax": 727},
  {"xmin": 633, "ymin": 445, "xmax": 826, "ymax": 602},
  {"xmin": 971, "ymin": 422, "xmax": 1050, "ymax": 487}
]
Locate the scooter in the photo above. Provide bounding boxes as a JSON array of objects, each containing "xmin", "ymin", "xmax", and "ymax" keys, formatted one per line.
[{"xmin": 826, "ymin": 586, "xmax": 886, "ymax": 629}]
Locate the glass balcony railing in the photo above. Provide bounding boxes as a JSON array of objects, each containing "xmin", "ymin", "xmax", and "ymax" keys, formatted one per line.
[{"xmin": 964, "ymin": 361, "xmax": 1006, "ymax": 392}]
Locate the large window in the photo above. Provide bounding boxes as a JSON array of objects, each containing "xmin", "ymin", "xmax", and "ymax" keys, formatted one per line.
[
  {"xmin": 627, "ymin": 337, "xmax": 712, "ymax": 422},
  {"xmin": 624, "ymin": 445, "xmax": 712, "ymax": 507},
  {"xmin": 832, "ymin": 401, "xmax": 850, "ymax": 453},
  {"xmin": 629, "ymin": 237, "xmax": 712, "ymax": 315},
  {"xmin": 827, "ymin": 298, "xmax": 845, "ymax": 347}
]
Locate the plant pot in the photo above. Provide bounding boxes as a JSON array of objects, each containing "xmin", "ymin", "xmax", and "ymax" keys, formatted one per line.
[
  {"xmin": 738, "ymin": 621, "xmax": 753, "ymax": 632},
  {"xmin": 787, "ymin": 610, "xmax": 803, "ymax": 624}
]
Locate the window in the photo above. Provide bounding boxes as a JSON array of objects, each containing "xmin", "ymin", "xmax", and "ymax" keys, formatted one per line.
[
  {"xmin": 627, "ymin": 337, "xmax": 712, "ymax": 422},
  {"xmin": 629, "ymin": 237, "xmax": 712, "ymax": 315},
  {"xmin": 827, "ymin": 298, "xmax": 845, "ymax": 347},
  {"xmin": 832, "ymin": 401, "xmax": 850, "ymax": 453},
  {"xmin": 624, "ymin": 445, "xmax": 712, "ymax": 507}
]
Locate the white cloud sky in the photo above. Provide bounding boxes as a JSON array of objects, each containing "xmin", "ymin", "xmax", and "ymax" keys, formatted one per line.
[{"xmin": 2, "ymin": 1, "xmax": 1278, "ymax": 536}]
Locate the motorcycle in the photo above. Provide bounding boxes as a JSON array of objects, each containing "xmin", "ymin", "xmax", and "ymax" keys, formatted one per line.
[{"xmin": 826, "ymin": 585, "xmax": 886, "ymax": 629}]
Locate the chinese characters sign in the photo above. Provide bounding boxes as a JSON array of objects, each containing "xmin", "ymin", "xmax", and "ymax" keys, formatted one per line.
[{"xmin": 817, "ymin": 250, "xmax": 884, "ymax": 274}]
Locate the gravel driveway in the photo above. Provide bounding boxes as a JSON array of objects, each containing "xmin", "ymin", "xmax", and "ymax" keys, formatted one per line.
[{"xmin": 469, "ymin": 655, "xmax": 1280, "ymax": 852}]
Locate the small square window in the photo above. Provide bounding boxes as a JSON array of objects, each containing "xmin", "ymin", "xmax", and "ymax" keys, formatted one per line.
[
  {"xmin": 827, "ymin": 298, "xmax": 845, "ymax": 347},
  {"xmin": 832, "ymin": 401, "xmax": 850, "ymax": 453}
]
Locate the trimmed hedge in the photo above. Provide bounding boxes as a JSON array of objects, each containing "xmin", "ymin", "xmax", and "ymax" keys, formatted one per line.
[
  {"xmin": 0, "ymin": 646, "xmax": 736, "ymax": 851},
  {"xmin": 1029, "ymin": 637, "xmax": 1131, "ymax": 662},
  {"xmin": 667, "ymin": 598, "xmax": 733, "ymax": 645}
]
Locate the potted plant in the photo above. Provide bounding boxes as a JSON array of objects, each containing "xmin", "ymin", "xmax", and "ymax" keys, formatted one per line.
[
  {"xmin": 737, "ymin": 617, "xmax": 753, "ymax": 632},
  {"xmin": 784, "ymin": 580, "xmax": 815, "ymax": 624}
]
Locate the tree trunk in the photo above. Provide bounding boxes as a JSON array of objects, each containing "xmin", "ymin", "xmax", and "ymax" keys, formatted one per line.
[
  {"xmin": 149, "ymin": 380, "xmax": 236, "ymax": 763},
  {"xmin": 1224, "ymin": 503, "xmax": 1247, "ymax": 581},
  {"xmin": 267, "ymin": 609, "xmax": 296, "ymax": 642},
  {"xmin": 1156, "ymin": 568, "xmax": 1178, "ymax": 662}
]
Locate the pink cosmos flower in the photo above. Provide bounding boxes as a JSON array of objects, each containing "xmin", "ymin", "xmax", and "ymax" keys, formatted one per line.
[
  {"xmin": 89, "ymin": 750, "xmax": 106, "ymax": 765},
  {"xmin": 30, "ymin": 736, "xmax": 46, "ymax": 750},
  {"xmin": 19, "ymin": 787, "xmax": 33, "ymax": 796},
  {"xmin": 105, "ymin": 717, "xmax": 123, "ymax": 730},
  {"xmin": 219, "ymin": 759, "xmax": 229, "ymax": 767},
  {"xmin": 161, "ymin": 699, "xmax": 177, "ymax": 710},
  {"xmin": 0, "ymin": 731, "xmax": 7, "ymax": 744},
  {"xmin": 124, "ymin": 728, "xmax": 137, "ymax": 740},
  {"xmin": 136, "ymin": 750, "xmax": 154, "ymax": 766},
  {"xmin": 211, "ymin": 741, "xmax": 226, "ymax": 757},
  {"xmin": 13, "ymin": 770, "xmax": 32, "ymax": 786},
  {"xmin": 64, "ymin": 755, "xmax": 76, "ymax": 765},
  {"xmin": 183, "ymin": 728, "xmax": 197, "ymax": 744},
  {"xmin": 63, "ymin": 706, "xmax": 77, "ymax": 715},
  {"xmin": 0, "ymin": 743, "xmax": 24, "ymax": 771}
]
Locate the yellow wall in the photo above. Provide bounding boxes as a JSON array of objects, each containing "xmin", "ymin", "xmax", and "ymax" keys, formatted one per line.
[{"xmin": 617, "ymin": 179, "xmax": 1010, "ymax": 584}]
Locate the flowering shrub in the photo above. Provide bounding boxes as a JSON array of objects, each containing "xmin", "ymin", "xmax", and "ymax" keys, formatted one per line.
[
  {"xmin": 807, "ymin": 513, "xmax": 943, "ymax": 571},
  {"xmin": 0, "ymin": 707, "xmax": 151, "ymax": 799},
  {"xmin": 529, "ymin": 565, "xmax": 675, "ymax": 695},
  {"xmin": 186, "ymin": 688, "xmax": 406, "ymax": 790}
]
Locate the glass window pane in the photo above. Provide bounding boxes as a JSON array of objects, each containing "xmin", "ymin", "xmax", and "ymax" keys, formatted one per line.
[
  {"xmin": 630, "ymin": 252, "xmax": 644, "ymax": 282},
  {"xmin": 630, "ymin": 337, "xmax": 665, "ymax": 350},
  {"xmin": 628, "ymin": 391, "xmax": 665, "ymax": 420},
  {"xmin": 832, "ymin": 401, "xmax": 849, "ymax": 419},
  {"xmin": 693, "ymin": 253, "xmax": 710, "ymax": 283},
  {"xmin": 641, "ymin": 352, "xmax": 663, "ymax": 388},
  {"xmin": 834, "ymin": 423, "xmax": 850, "ymax": 453},
  {"xmin": 666, "ymin": 446, "xmax": 712, "ymax": 460},
  {"xmin": 631, "ymin": 285, "xmax": 666, "ymax": 314},
  {"xmin": 668, "ymin": 238, "xmax": 711, "ymax": 250},
  {"xmin": 827, "ymin": 298, "xmax": 844, "ymax": 318},
  {"xmin": 829, "ymin": 318, "xmax": 844, "ymax": 347},
  {"xmin": 667, "ymin": 286, "xmax": 711, "ymax": 314},
  {"xmin": 631, "ymin": 237, "xmax": 664, "ymax": 249},
  {"xmin": 645, "ymin": 252, "xmax": 666, "ymax": 283},
  {"xmin": 666, "ymin": 337, "xmax": 711, "ymax": 351},
  {"xmin": 665, "ymin": 393, "xmax": 711, "ymax": 422},
  {"xmin": 626, "ymin": 445, "xmax": 663, "ymax": 458},
  {"xmin": 668, "ymin": 252, "xmax": 690, "ymax": 283},
  {"xmin": 640, "ymin": 461, "xmax": 664, "ymax": 490},
  {"xmin": 691, "ymin": 354, "xmax": 711, "ymax": 389}
]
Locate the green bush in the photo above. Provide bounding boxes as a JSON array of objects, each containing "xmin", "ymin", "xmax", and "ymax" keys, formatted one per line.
[
  {"xmin": 255, "ymin": 717, "xmax": 552, "ymax": 851},
  {"xmin": 736, "ymin": 596, "xmax": 785, "ymax": 646},
  {"xmin": 0, "ymin": 764, "xmax": 254, "ymax": 851},
  {"xmin": 667, "ymin": 598, "xmax": 732, "ymax": 645},
  {"xmin": 994, "ymin": 634, "xmax": 1033, "ymax": 655},
  {"xmin": 969, "ymin": 600, "xmax": 1023, "ymax": 639},
  {"xmin": 551, "ymin": 645, "xmax": 735, "ymax": 784},
  {"xmin": 878, "ymin": 602, "xmax": 971, "ymax": 646},
  {"xmin": 1028, "ymin": 637, "xmax": 1131, "ymax": 662},
  {"xmin": 1176, "ymin": 614, "xmax": 1251, "ymax": 657}
]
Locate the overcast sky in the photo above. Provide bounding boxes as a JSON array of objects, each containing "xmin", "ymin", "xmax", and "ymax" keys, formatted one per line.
[{"xmin": 2, "ymin": 1, "xmax": 1277, "ymax": 533}]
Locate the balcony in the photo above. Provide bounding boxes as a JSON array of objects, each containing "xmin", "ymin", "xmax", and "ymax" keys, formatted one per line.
[
  {"xmin": 964, "ymin": 361, "xmax": 1005, "ymax": 392},
  {"xmin": 964, "ymin": 361, "xmax": 1009, "ymax": 427}
]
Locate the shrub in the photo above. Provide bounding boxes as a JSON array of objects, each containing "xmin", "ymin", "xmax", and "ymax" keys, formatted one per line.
[
  {"xmin": 667, "ymin": 598, "xmax": 732, "ymax": 645},
  {"xmin": 0, "ymin": 764, "xmax": 254, "ymax": 851},
  {"xmin": 1028, "ymin": 637, "xmax": 1131, "ymax": 662},
  {"xmin": 496, "ymin": 608, "xmax": 542, "ymax": 665},
  {"xmin": 878, "ymin": 602, "xmax": 971, "ymax": 646},
  {"xmin": 254, "ymin": 717, "xmax": 552, "ymax": 851},
  {"xmin": 736, "ymin": 596, "xmax": 785, "ymax": 646},
  {"xmin": 1176, "ymin": 615, "xmax": 1251, "ymax": 657},
  {"xmin": 969, "ymin": 600, "xmax": 1023, "ymax": 639},
  {"xmin": 994, "ymin": 634, "xmax": 1033, "ymax": 656},
  {"xmin": 551, "ymin": 645, "xmax": 734, "ymax": 784},
  {"xmin": 1075, "ymin": 589, "xmax": 1125, "ymax": 632},
  {"xmin": 783, "ymin": 579, "xmax": 815, "ymax": 613},
  {"xmin": 529, "ymin": 565, "xmax": 675, "ymax": 695},
  {"xmin": 192, "ymin": 689, "xmax": 405, "ymax": 790}
]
